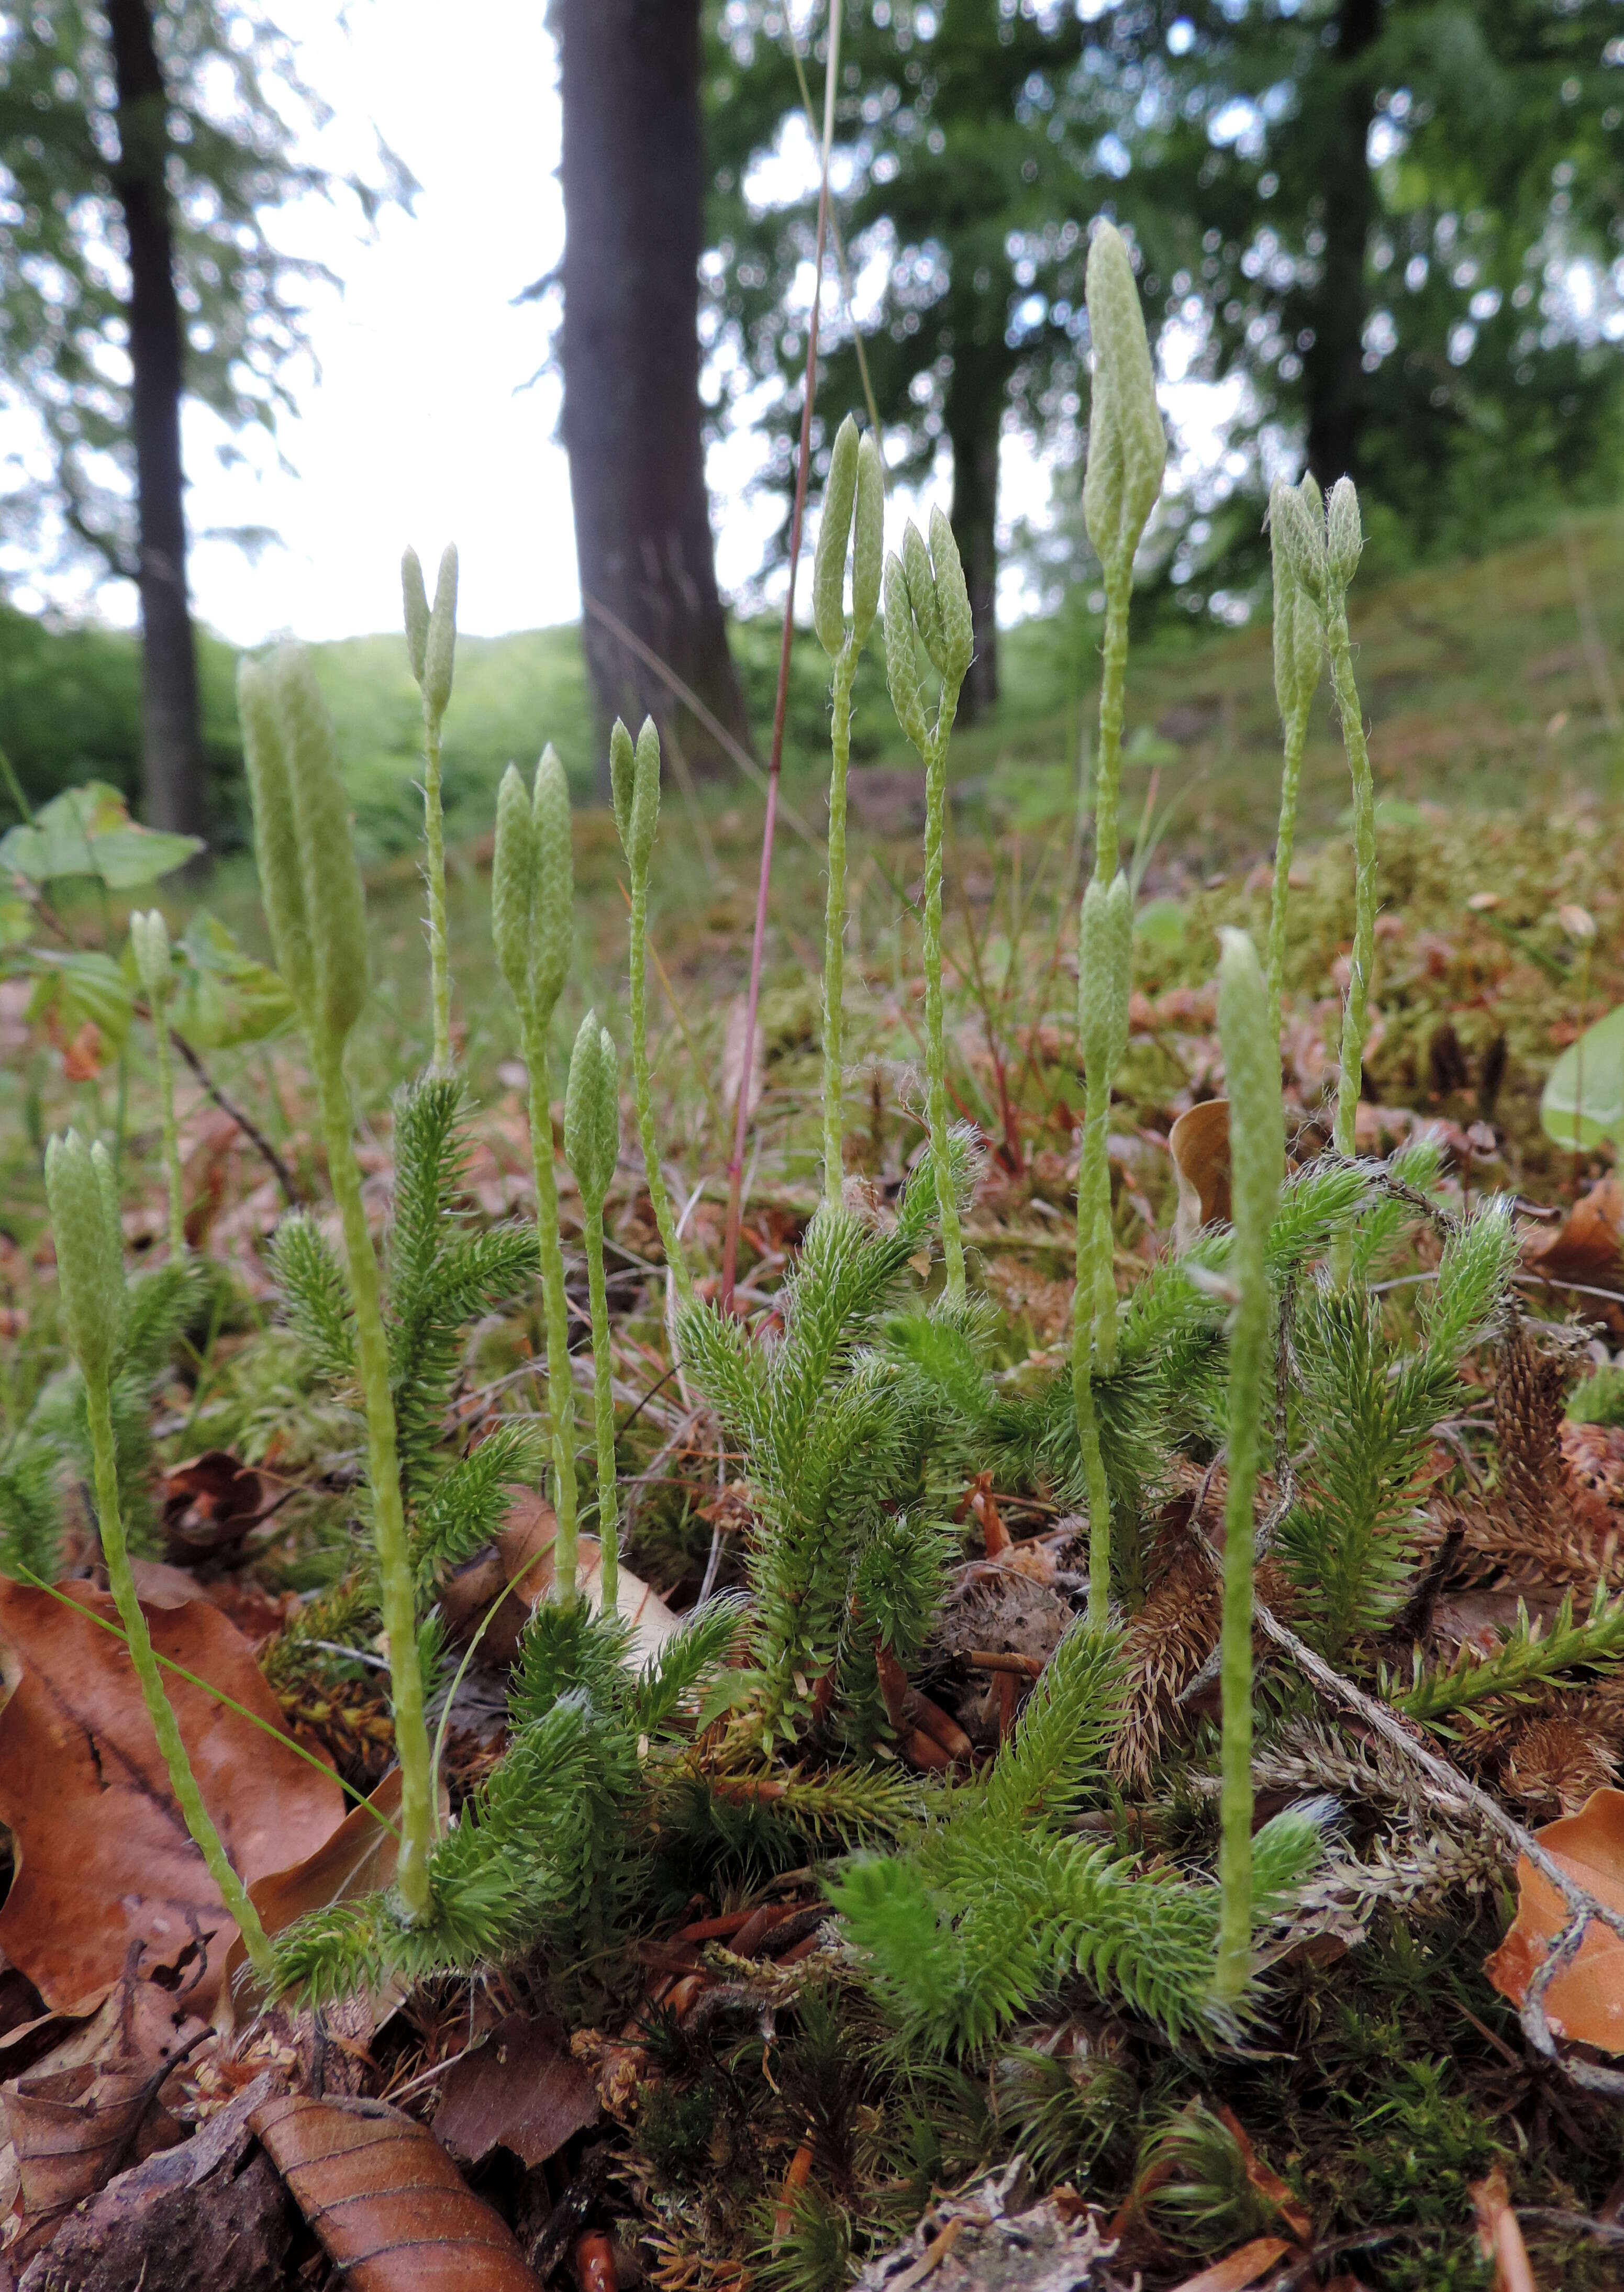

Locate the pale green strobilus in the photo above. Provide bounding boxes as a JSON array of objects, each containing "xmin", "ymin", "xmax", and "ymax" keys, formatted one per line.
[
  {"xmin": 402, "ymin": 542, "xmax": 459, "ymax": 1074},
  {"xmin": 882, "ymin": 510, "xmax": 973, "ymax": 1301},
  {"xmin": 813, "ymin": 414, "xmax": 883, "ymax": 1211},
  {"xmin": 1073, "ymin": 218, "xmax": 1166, "ymax": 1625},
  {"xmin": 492, "ymin": 747, "xmax": 582, "ymax": 1600},
  {"xmin": 237, "ymin": 645, "xmax": 437, "ymax": 1924}
]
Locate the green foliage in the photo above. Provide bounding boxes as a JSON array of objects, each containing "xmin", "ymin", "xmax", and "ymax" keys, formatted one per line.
[
  {"xmin": 1278, "ymin": 1203, "xmax": 1516, "ymax": 1659},
  {"xmin": 679, "ymin": 1147, "xmax": 981, "ymax": 1745},
  {"xmin": 832, "ymin": 1623, "xmax": 1326, "ymax": 2052},
  {"xmin": 270, "ymin": 1599, "xmax": 745, "ymax": 2004},
  {"xmin": 991, "ymin": 2037, "xmax": 1133, "ymax": 2187},
  {"xmin": 1391, "ymin": 1583, "xmax": 1624, "ymax": 1732},
  {"xmin": 0, "ymin": 1432, "xmax": 64, "ymax": 1585},
  {"xmin": 1139, "ymin": 2100, "xmax": 1285, "ymax": 2255},
  {"xmin": 1566, "ymin": 1364, "xmax": 1624, "ymax": 1428}
]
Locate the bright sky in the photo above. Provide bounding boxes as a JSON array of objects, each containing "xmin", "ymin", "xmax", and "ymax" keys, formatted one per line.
[{"xmin": 4, "ymin": 0, "xmax": 1236, "ymax": 648}]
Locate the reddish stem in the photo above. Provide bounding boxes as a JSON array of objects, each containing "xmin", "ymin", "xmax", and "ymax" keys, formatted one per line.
[{"xmin": 720, "ymin": 123, "xmax": 834, "ymax": 1310}]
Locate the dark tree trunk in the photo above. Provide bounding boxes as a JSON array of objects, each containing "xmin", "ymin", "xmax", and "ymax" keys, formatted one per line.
[
  {"xmin": 556, "ymin": 0, "xmax": 752, "ymax": 786},
  {"xmin": 106, "ymin": 0, "xmax": 207, "ymax": 845},
  {"xmin": 1301, "ymin": 0, "xmax": 1383, "ymax": 491}
]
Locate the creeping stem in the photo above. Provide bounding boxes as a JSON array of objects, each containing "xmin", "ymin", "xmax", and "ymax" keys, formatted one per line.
[
  {"xmin": 584, "ymin": 1205, "xmax": 618, "ymax": 1609},
  {"xmin": 522, "ymin": 1017, "xmax": 581, "ymax": 1602},
  {"xmin": 628, "ymin": 872, "xmax": 690, "ymax": 1300},
  {"xmin": 313, "ymin": 1038, "xmax": 435, "ymax": 1920},
  {"xmin": 421, "ymin": 711, "xmax": 451, "ymax": 1074},
  {"xmin": 922, "ymin": 688, "xmax": 965, "ymax": 1302},
  {"xmin": 1328, "ymin": 601, "xmax": 1376, "ymax": 1158},
  {"xmin": 821, "ymin": 648, "xmax": 858, "ymax": 1212}
]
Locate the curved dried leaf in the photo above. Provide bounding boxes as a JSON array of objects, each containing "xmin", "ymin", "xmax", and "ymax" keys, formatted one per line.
[
  {"xmin": 0, "ymin": 1582, "xmax": 344, "ymax": 2015},
  {"xmin": 1485, "ymin": 1784, "xmax": 1624, "ymax": 2052},
  {"xmin": 445, "ymin": 1492, "xmax": 681, "ymax": 1672},
  {"xmin": 250, "ymin": 2092, "xmax": 539, "ymax": 2290},
  {"xmin": 1169, "ymin": 1098, "xmax": 1231, "ymax": 1251},
  {"xmin": 1167, "ymin": 2243, "xmax": 1293, "ymax": 2292},
  {"xmin": 1519, "ymin": 1176, "xmax": 1624, "ymax": 1295}
]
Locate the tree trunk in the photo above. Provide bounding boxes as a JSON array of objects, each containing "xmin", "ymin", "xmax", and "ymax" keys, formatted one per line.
[
  {"xmin": 556, "ymin": 0, "xmax": 752, "ymax": 786},
  {"xmin": 1302, "ymin": 0, "xmax": 1383, "ymax": 491},
  {"xmin": 106, "ymin": 0, "xmax": 208, "ymax": 846}
]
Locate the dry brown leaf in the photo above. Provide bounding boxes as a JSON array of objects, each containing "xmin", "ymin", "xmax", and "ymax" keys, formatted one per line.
[
  {"xmin": 218, "ymin": 1767, "xmax": 429, "ymax": 2028},
  {"xmin": 0, "ymin": 1581, "xmax": 343, "ymax": 2015},
  {"xmin": 160, "ymin": 1454, "xmax": 274, "ymax": 1559},
  {"xmin": 1166, "ymin": 2239, "xmax": 1292, "ymax": 2292},
  {"xmin": 1214, "ymin": 2106, "xmax": 1312, "ymax": 2244},
  {"xmin": 0, "ymin": 1979, "xmax": 209, "ymax": 2260},
  {"xmin": 1520, "ymin": 1177, "xmax": 1624, "ymax": 1294},
  {"xmin": 13, "ymin": 2070, "xmax": 291, "ymax": 2292},
  {"xmin": 1169, "ymin": 1099, "xmax": 1231, "ymax": 1250},
  {"xmin": 250, "ymin": 2091, "xmax": 539, "ymax": 2289},
  {"xmin": 1471, "ymin": 2166, "xmax": 1538, "ymax": 2292},
  {"xmin": 432, "ymin": 2012, "xmax": 598, "ymax": 2169},
  {"xmin": 1485, "ymin": 1785, "xmax": 1624, "ymax": 2052}
]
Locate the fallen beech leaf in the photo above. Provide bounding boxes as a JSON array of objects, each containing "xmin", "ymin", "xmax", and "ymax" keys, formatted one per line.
[
  {"xmin": 250, "ymin": 2091, "xmax": 539, "ymax": 2289},
  {"xmin": 1485, "ymin": 1784, "xmax": 1624, "ymax": 2051},
  {"xmin": 161, "ymin": 1452, "xmax": 274, "ymax": 1559},
  {"xmin": 444, "ymin": 1490, "xmax": 681, "ymax": 1672},
  {"xmin": 1170, "ymin": 1099, "xmax": 1231, "ymax": 1250},
  {"xmin": 0, "ymin": 1581, "xmax": 344, "ymax": 2014},
  {"xmin": 1167, "ymin": 2239, "xmax": 1292, "ymax": 2292},
  {"xmin": 13, "ymin": 2070, "xmax": 292, "ymax": 2292},
  {"xmin": 1, "ymin": 1978, "xmax": 208, "ymax": 2260},
  {"xmin": 433, "ymin": 2012, "xmax": 598, "ymax": 2169},
  {"xmin": 1520, "ymin": 1178, "xmax": 1624, "ymax": 1294},
  {"xmin": 1471, "ymin": 2166, "xmax": 1538, "ymax": 2292}
]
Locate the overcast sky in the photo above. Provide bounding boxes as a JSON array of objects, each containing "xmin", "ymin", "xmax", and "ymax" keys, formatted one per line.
[{"xmin": 6, "ymin": 1, "xmax": 1225, "ymax": 649}]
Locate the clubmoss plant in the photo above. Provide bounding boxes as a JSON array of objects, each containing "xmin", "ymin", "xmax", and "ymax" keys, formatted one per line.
[
  {"xmin": 402, "ymin": 543, "xmax": 459, "ymax": 1073},
  {"xmin": 1272, "ymin": 475, "xmax": 1373, "ymax": 1152},
  {"xmin": 45, "ymin": 1128, "xmax": 273, "ymax": 1978},
  {"xmin": 813, "ymin": 415, "xmax": 884, "ymax": 1210},
  {"xmin": 882, "ymin": 513, "xmax": 973, "ymax": 1300},
  {"xmin": 1212, "ymin": 927, "xmax": 1284, "ymax": 2005},
  {"xmin": 610, "ymin": 717, "xmax": 691, "ymax": 1301},
  {"xmin": 130, "ymin": 908, "xmax": 184, "ymax": 1256},
  {"xmin": 237, "ymin": 643, "xmax": 436, "ymax": 1923},
  {"xmin": 493, "ymin": 747, "xmax": 582, "ymax": 1598},
  {"xmin": 1072, "ymin": 218, "xmax": 1166, "ymax": 1622},
  {"xmin": 1264, "ymin": 475, "xmax": 1326, "ymax": 1031},
  {"xmin": 564, "ymin": 1009, "xmax": 623, "ymax": 1608}
]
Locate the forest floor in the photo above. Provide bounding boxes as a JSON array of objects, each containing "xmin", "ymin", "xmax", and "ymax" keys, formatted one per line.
[{"xmin": 2, "ymin": 513, "xmax": 1624, "ymax": 2290}]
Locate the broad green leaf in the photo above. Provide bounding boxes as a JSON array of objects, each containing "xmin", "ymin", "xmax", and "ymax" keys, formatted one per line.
[
  {"xmin": 0, "ymin": 891, "xmax": 33, "ymax": 949},
  {"xmin": 170, "ymin": 911, "xmax": 296, "ymax": 1050},
  {"xmin": 25, "ymin": 949, "xmax": 134, "ymax": 1047},
  {"xmin": 0, "ymin": 783, "xmax": 203, "ymax": 889},
  {"xmin": 1541, "ymin": 1001, "xmax": 1624, "ymax": 1152}
]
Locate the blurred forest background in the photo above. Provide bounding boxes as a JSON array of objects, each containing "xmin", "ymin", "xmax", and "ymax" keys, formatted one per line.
[{"xmin": 0, "ymin": 0, "xmax": 1621, "ymax": 863}]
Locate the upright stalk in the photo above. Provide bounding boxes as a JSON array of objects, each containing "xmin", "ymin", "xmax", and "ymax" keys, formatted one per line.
[
  {"xmin": 132, "ymin": 911, "xmax": 184, "ymax": 1256},
  {"xmin": 821, "ymin": 651, "xmax": 857, "ymax": 1211},
  {"xmin": 584, "ymin": 1204, "xmax": 617, "ymax": 1608},
  {"xmin": 1263, "ymin": 474, "xmax": 1325, "ymax": 1041},
  {"xmin": 421, "ymin": 713, "xmax": 451, "ymax": 1071},
  {"xmin": 522, "ymin": 1016, "xmax": 580, "ymax": 1599},
  {"xmin": 628, "ymin": 866, "xmax": 688, "ymax": 1296},
  {"xmin": 921, "ymin": 691, "xmax": 966, "ymax": 1299},
  {"xmin": 1212, "ymin": 928, "xmax": 1283, "ymax": 2003},
  {"xmin": 1069, "ymin": 218, "xmax": 1167, "ymax": 1617},
  {"xmin": 314, "ymin": 1040, "xmax": 433, "ymax": 1920},
  {"xmin": 1328, "ymin": 591, "xmax": 1376, "ymax": 1157},
  {"xmin": 46, "ymin": 1128, "xmax": 271, "ymax": 1976}
]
